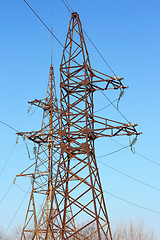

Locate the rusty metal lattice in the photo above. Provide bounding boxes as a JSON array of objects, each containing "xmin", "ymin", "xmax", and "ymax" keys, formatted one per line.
[{"xmin": 17, "ymin": 12, "xmax": 141, "ymax": 240}]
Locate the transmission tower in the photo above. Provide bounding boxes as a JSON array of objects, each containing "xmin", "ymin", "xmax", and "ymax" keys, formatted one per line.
[{"xmin": 17, "ymin": 12, "xmax": 141, "ymax": 240}]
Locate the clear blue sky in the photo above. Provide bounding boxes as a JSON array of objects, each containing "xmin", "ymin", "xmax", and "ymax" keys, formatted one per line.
[{"xmin": 0, "ymin": 0, "xmax": 160, "ymax": 238}]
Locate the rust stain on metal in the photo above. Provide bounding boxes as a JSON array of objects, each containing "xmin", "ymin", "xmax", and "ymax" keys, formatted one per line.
[{"xmin": 17, "ymin": 12, "xmax": 141, "ymax": 239}]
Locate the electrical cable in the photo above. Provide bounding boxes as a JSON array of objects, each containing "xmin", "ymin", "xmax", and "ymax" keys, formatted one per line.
[
  {"xmin": 4, "ymin": 0, "xmax": 158, "ymax": 225},
  {"xmin": 0, "ymin": 183, "xmax": 13, "ymax": 205},
  {"xmin": 0, "ymin": 108, "xmax": 32, "ymax": 162},
  {"xmin": 59, "ymin": 0, "xmax": 132, "ymax": 124},
  {"xmin": 94, "ymin": 98, "xmax": 118, "ymax": 113},
  {"xmin": 97, "ymin": 145, "xmax": 130, "ymax": 158},
  {"xmin": 0, "ymin": 120, "xmax": 160, "ymax": 167},
  {"xmin": 24, "ymin": 0, "xmax": 117, "ymax": 78},
  {"xmin": 0, "ymin": 143, "xmax": 17, "ymax": 177},
  {"xmin": 103, "ymin": 190, "xmax": 160, "ymax": 215},
  {"xmin": 15, "ymin": 183, "xmax": 31, "ymax": 193},
  {"xmin": 83, "ymin": 30, "xmax": 116, "ymax": 76},
  {"xmin": 60, "ymin": 0, "xmax": 117, "ymax": 76},
  {"xmin": 0, "ymin": 120, "xmax": 18, "ymax": 133},
  {"xmin": 100, "ymin": 90, "xmax": 130, "ymax": 124},
  {"xmin": 0, "ymin": 110, "xmax": 32, "ymax": 175},
  {"xmin": 110, "ymin": 138, "xmax": 160, "ymax": 168},
  {"xmin": 61, "ymin": 0, "xmax": 72, "ymax": 13},
  {"xmin": 0, "ymin": 135, "xmax": 16, "ymax": 162},
  {"xmin": 1, "ymin": 121, "xmax": 160, "ymax": 216},
  {"xmin": 98, "ymin": 160, "xmax": 160, "ymax": 192},
  {"xmin": 24, "ymin": 0, "xmax": 64, "ymax": 48},
  {"xmin": 62, "ymin": 0, "xmax": 73, "ymax": 12},
  {"xmin": 4, "ymin": 185, "xmax": 31, "ymax": 235},
  {"xmin": 23, "ymin": 0, "xmax": 131, "ymax": 126}
]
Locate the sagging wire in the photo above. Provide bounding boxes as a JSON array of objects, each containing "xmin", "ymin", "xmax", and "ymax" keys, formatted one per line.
[
  {"xmin": 94, "ymin": 98, "xmax": 118, "ymax": 114},
  {"xmin": 27, "ymin": 104, "xmax": 37, "ymax": 116},
  {"xmin": 0, "ymin": 176, "xmax": 30, "ymax": 205},
  {"xmin": 15, "ymin": 182, "xmax": 31, "ymax": 193},
  {"xmin": 97, "ymin": 145, "xmax": 130, "ymax": 158}
]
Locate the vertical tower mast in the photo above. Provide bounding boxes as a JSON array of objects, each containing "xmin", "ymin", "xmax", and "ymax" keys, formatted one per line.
[
  {"xmin": 17, "ymin": 63, "xmax": 62, "ymax": 239},
  {"xmin": 17, "ymin": 12, "xmax": 141, "ymax": 240}
]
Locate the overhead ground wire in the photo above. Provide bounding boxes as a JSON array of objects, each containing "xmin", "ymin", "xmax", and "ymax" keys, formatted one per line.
[
  {"xmin": 60, "ymin": 0, "xmax": 116, "ymax": 76},
  {"xmin": 23, "ymin": 0, "xmax": 132, "ymax": 125},
  {"xmin": 61, "ymin": 0, "xmax": 72, "ymax": 13},
  {"xmin": 24, "ymin": 0, "xmax": 64, "ymax": 48},
  {"xmin": 59, "ymin": 0, "xmax": 132, "ymax": 124},
  {"xmin": 1, "ymin": 0, "xmax": 159, "ymax": 217}
]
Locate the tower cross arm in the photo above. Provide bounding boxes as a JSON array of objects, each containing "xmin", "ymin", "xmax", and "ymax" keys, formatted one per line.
[
  {"xmin": 88, "ymin": 116, "xmax": 142, "ymax": 139},
  {"xmin": 86, "ymin": 65, "xmax": 128, "ymax": 91},
  {"xmin": 16, "ymin": 124, "xmax": 61, "ymax": 145},
  {"xmin": 28, "ymin": 99, "xmax": 51, "ymax": 111}
]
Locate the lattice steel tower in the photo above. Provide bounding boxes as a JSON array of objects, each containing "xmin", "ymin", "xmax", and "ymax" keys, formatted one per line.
[{"xmin": 17, "ymin": 12, "xmax": 140, "ymax": 240}]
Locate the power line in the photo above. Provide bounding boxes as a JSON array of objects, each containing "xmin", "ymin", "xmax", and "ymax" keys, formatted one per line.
[
  {"xmin": 100, "ymin": 90, "xmax": 130, "ymax": 124},
  {"xmin": 59, "ymin": 0, "xmax": 132, "ymax": 124},
  {"xmin": 24, "ymin": 0, "xmax": 64, "ymax": 48},
  {"xmin": 0, "ymin": 120, "xmax": 18, "ymax": 132},
  {"xmin": 0, "ymin": 143, "xmax": 17, "ymax": 177},
  {"xmin": 94, "ymin": 98, "xmax": 118, "ymax": 113},
  {"xmin": 0, "ymin": 135, "xmax": 16, "ymax": 162},
  {"xmin": 83, "ymin": 30, "xmax": 116, "ymax": 76},
  {"xmin": 0, "ymin": 119, "xmax": 160, "ymax": 168},
  {"xmin": 97, "ymin": 145, "xmax": 130, "ymax": 158},
  {"xmin": 98, "ymin": 160, "xmax": 160, "ymax": 192},
  {"xmin": 24, "ymin": 0, "xmax": 117, "ymax": 78},
  {"xmin": 23, "ymin": 0, "xmax": 131, "ymax": 126},
  {"xmin": 62, "ymin": 0, "xmax": 73, "ymax": 12},
  {"xmin": 0, "ymin": 110, "xmax": 33, "ymax": 175},
  {"xmin": 15, "ymin": 183, "xmax": 31, "ymax": 193},
  {"xmin": 104, "ymin": 190, "xmax": 160, "ymax": 215},
  {"xmin": 0, "ymin": 183, "xmax": 13, "ymax": 205},
  {"xmin": 59, "ymin": 0, "xmax": 116, "ymax": 76},
  {"xmin": 4, "ymin": 185, "xmax": 31, "ymax": 235},
  {"xmin": 61, "ymin": 0, "xmax": 72, "ymax": 13},
  {"xmin": 110, "ymin": 138, "xmax": 160, "ymax": 168}
]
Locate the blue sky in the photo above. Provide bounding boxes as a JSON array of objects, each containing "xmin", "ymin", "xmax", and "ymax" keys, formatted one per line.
[{"xmin": 0, "ymin": 0, "xmax": 160, "ymax": 238}]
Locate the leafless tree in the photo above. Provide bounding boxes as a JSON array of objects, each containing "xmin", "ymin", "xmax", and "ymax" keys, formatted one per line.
[
  {"xmin": 112, "ymin": 221, "xmax": 157, "ymax": 240},
  {"xmin": 1, "ymin": 220, "xmax": 157, "ymax": 240}
]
